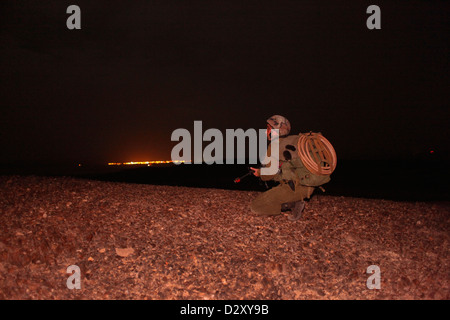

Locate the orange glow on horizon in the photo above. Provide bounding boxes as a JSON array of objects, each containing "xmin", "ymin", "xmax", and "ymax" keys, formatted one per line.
[{"xmin": 108, "ymin": 160, "xmax": 189, "ymax": 166}]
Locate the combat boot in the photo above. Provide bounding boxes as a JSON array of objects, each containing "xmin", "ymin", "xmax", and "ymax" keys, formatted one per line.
[{"xmin": 287, "ymin": 201, "xmax": 305, "ymax": 221}]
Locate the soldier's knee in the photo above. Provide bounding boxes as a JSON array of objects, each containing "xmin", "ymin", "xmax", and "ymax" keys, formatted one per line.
[
  {"xmin": 250, "ymin": 199, "xmax": 265, "ymax": 215},
  {"xmin": 250, "ymin": 197, "xmax": 280, "ymax": 216}
]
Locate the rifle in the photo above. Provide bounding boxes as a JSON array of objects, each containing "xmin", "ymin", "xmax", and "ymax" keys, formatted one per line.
[
  {"xmin": 234, "ymin": 166, "xmax": 269, "ymax": 189},
  {"xmin": 233, "ymin": 169, "xmax": 253, "ymax": 183}
]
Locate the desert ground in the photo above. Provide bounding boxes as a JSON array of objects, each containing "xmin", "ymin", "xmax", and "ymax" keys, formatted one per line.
[{"xmin": 0, "ymin": 175, "xmax": 448, "ymax": 299}]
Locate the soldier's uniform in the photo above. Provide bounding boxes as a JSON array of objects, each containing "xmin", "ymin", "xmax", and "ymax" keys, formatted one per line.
[{"xmin": 250, "ymin": 116, "xmax": 331, "ymax": 220}]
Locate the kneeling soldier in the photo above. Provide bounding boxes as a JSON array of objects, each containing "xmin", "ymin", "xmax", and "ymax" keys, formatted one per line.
[{"xmin": 250, "ymin": 115, "xmax": 335, "ymax": 221}]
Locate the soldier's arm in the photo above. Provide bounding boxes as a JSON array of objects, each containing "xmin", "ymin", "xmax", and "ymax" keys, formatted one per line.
[
  {"xmin": 259, "ymin": 143, "xmax": 281, "ymax": 181},
  {"xmin": 260, "ymin": 170, "xmax": 279, "ymax": 181}
]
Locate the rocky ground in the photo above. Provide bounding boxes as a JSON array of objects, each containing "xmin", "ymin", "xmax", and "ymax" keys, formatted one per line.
[{"xmin": 0, "ymin": 175, "xmax": 448, "ymax": 300}]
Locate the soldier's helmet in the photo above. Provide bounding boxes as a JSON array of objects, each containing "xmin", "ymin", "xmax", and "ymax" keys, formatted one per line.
[{"xmin": 266, "ymin": 115, "xmax": 291, "ymax": 137}]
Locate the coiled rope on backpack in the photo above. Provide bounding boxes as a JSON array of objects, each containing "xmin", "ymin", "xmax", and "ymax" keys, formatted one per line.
[{"xmin": 297, "ymin": 132, "xmax": 337, "ymax": 176}]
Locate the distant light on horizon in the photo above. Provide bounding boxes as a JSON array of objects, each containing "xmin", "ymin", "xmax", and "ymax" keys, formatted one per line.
[{"xmin": 108, "ymin": 160, "xmax": 189, "ymax": 166}]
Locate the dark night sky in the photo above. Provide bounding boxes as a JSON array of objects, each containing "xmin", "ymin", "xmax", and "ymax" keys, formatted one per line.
[{"xmin": 0, "ymin": 1, "xmax": 448, "ymax": 165}]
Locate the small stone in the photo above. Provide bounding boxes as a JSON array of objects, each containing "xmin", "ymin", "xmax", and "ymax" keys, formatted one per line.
[{"xmin": 115, "ymin": 248, "xmax": 134, "ymax": 257}]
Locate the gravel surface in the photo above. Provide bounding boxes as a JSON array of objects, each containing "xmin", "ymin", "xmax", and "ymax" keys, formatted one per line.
[{"xmin": 0, "ymin": 175, "xmax": 449, "ymax": 300}]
